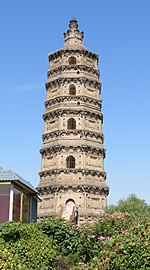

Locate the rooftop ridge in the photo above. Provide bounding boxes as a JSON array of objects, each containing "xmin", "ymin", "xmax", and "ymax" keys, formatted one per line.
[{"xmin": 0, "ymin": 169, "xmax": 38, "ymax": 193}]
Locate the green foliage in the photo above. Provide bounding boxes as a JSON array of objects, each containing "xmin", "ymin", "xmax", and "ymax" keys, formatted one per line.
[
  {"xmin": 0, "ymin": 222, "xmax": 57, "ymax": 269},
  {"xmin": 0, "ymin": 195, "xmax": 149, "ymax": 270},
  {"xmin": 85, "ymin": 216, "xmax": 150, "ymax": 270},
  {"xmin": 72, "ymin": 194, "xmax": 150, "ymax": 269},
  {"xmin": 106, "ymin": 194, "xmax": 150, "ymax": 217},
  {"xmin": 38, "ymin": 217, "xmax": 80, "ymax": 255}
]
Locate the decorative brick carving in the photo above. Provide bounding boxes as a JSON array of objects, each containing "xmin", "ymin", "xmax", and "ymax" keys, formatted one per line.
[
  {"xmin": 48, "ymin": 49, "xmax": 98, "ymax": 62},
  {"xmin": 38, "ymin": 185, "xmax": 109, "ymax": 196},
  {"xmin": 42, "ymin": 130, "xmax": 104, "ymax": 143},
  {"xmin": 45, "ymin": 77, "xmax": 101, "ymax": 91},
  {"xmin": 43, "ymin": 109, "xmax": 103, "ymax": 122},
  {"xmin": 39, "ymin": 168, "xmax": 106, "ymax": 179},
  {"xmin": 45, "ymin": 96, "xmax": 102, "ymax": 109},
  {"xmin": 40, "ymin": 145, "xmax": 106, "ymax": 158},
  {"xmin": 47, "ymin": 65, "xmax": 100, "ymax": 78}
]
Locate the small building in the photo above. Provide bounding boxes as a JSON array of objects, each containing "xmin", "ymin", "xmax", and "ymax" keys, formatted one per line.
[{"xmin": 0, "ymin": 168, "xmax": 40, "ymax": 224}]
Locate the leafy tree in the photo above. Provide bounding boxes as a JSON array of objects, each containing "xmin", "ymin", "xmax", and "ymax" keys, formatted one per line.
[{"xmin": 106, "ymin": 194, "xmax": 150, "ymax": 217}]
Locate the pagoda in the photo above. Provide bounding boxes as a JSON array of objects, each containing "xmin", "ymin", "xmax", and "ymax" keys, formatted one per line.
[{"xmin": 37, "ymin": 18, "xmax": 109, "ymax": 222}]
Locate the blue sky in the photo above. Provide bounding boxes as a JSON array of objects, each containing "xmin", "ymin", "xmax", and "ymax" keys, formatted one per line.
[{"xmin": 0, "ymin": 0, "xmax": 150, "ymax": 205}]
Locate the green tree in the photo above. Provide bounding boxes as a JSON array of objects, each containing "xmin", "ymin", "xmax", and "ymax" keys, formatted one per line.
[{"xmin": 106, "ymin": 194, "xmax": 150, "ymax": 217}]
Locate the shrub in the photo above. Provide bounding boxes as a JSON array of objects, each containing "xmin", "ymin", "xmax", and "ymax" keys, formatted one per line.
[
  {"xmin": 0, "ymin": 195, "xmax": 149, "ymax": 270},
  {"xmin": 77, "ymin": 215, "xmax": 150, "ymax": 270},
  {"xmin": 0, "ymin": 222, "xmax": 57, "ymax": 269},
  {"xmin": 37, "ymin": 217, "xmax": 80, "ymax": 255}
]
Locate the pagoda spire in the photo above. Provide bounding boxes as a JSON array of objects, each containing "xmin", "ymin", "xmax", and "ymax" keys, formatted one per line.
[{"xmin": 64, "ymin": 18, "xmax": 84, "ymax": 49}]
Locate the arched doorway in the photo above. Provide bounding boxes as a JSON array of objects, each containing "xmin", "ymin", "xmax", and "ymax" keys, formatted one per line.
[
  {"xmin": 62, "ymin": 199, "xmax": 75, "ymax": 221},
  {"xmin": 65, "ymin": 199, "xmax": 75, "ymax": 216}
]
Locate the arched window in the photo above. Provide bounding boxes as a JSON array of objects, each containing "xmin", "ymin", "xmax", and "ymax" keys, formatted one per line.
[
  {"xmin": 69, "ymin": 84, "xmax": 76, "ymax": 95},
  {"xmin": 69, "ymin": 56, "xmax": 76, "ymax": 65},
  {"xmin": 67, "ymin": 118, "xmax": 76, "ymax": 130},
  {"xmin": 66, "ymin": 156, "xmax": 75, "ymax": 168}
]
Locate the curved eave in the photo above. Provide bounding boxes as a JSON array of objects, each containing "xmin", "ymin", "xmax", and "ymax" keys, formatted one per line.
[{"xmin": 48, "ymin": 48, "xmax": 99, "ymax": 62}]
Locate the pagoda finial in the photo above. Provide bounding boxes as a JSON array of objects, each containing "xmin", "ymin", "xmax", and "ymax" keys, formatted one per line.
[
  {"xmin": 69, "ymin": 18, "xmax": 78, "ymax": 30},
  {"xmin": 64, "ymin": 18, "xmax": 84, "ymax": 49}
]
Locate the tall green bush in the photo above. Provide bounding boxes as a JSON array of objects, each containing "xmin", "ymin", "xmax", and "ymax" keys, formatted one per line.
[{"xmin": 0, "ymin": 222, "xmax": 57, "ymax": 270}]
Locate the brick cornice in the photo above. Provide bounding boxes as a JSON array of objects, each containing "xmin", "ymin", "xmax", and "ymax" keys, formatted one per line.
[
  {"xmin": 45, "ymin": 77, "xmax": 101, "ymax": 91},
  {"xmin": 43, "ymin": 108, "xmax": 103, "ymax": 122},
  {"xmin": 45, "ymin": 96, "xmax": 102, "ymax": 109},
  {"xmin": 48, "ymin": 48, "xmax": 98, "ymax": 62},
  {"xmin": 37, "ymin": 184, "xmax": 109, "ymax": 196},
  {"xmin": 42, "ymin": 130, "xmax": 104, "ymax": 143},
  {"xmin": 39, "ymin": 168, "xmax": 106, "ymax": 179},
  {"xmin": 47, "ymin": 65, "xmax": 99, "ymax": 78},
  {"xmin": 40, "ymin": 145, "xmax": 106, "ymax": 157}
]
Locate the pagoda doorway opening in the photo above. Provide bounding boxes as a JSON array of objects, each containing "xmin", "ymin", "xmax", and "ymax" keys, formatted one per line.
[{"xmin": 65, "ymin": 199, "xmax": 75, "ymax": 216}]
